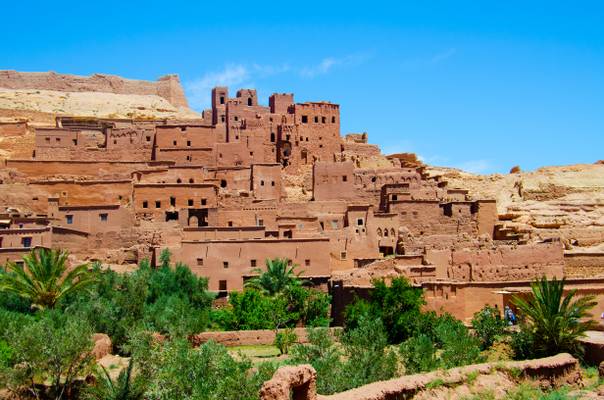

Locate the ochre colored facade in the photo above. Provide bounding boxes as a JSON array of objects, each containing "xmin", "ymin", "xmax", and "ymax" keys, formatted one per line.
[{"xmin": 1, "ymin": 82, "xmax": 603, "ymax": 322}]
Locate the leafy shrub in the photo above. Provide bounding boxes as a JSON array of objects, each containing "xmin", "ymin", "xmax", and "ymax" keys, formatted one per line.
[
  {"xmin": 0, "ymin": 311, "xmax": 94, "ymax": 399},
  {"xmin": 400, "ymin": 313, "xmax": 483, "ymax": 373},
  {"xmin": 400, "ymin": 334, "xmax": 438, "ymax": 374},
  {"xmin": 274, "ymin": 328, "xmax": 298, "ymax": 355},
  {"xmin": 0, "ymin": 340, "xmax": 12, "ymax": 368},
  {"xmin": 472, "ymin": 305, "xmax": 507, "ymax": 350},
  {"xmin": 291, "ymin": 317, "xmax": 397, "ymax": 395},
  {"xmin": 128, "ymin": 333, "xmax": 277, "ymax": 400},
  {"xmin": 344, "ymin": 277, "xmax": 425, "ymax": 343}
]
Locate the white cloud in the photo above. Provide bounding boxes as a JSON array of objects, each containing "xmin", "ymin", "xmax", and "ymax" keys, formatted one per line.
[
  {"xmin": 299, "ymin": 54, "xmax": 369, "ymax": 78},
  {"xmin": 185, "ymin": 54, "xmax": 369, "ymax": 110},
  {"xmin": 186, "ymin": 64, "xmax": 251, "ymax": 110}
]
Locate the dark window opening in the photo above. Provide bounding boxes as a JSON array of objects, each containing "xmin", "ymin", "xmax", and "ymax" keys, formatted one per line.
[
  {"xmin": 22, "ymin": 237, "xmax": 32, "ymax": 248},
  {"xmin": 220, "ymin": 180, "xmax": 227, "ymax": 188},
  {"xmin": 270, "ymin": 132, "xmax": 275, "ymax": 142},
  {"xmin": 201, "ymin": 199, "xmax": 207, "ymax": 206},
  {"xmin": 187, "ymin": 140, "xmax": 191, "ymax": 147},
  {"xmin": 228, "ymin": 221, "xmax": 233, "ymax": 227},
  {"xmin": 342, "ymin": 175, "xmax": 347, "ymax": 182},
  {"xmin": 189, "ymin": 178, "xmax": 194, "ymax": 183},
  {"xmin": 73, "ymin": 139, "xmax": 78, "ymax": 146},
  {"xmin": 258, "ymin": 219, "xmax": 264, "ymax": 226},
  {"xmin": 340, "ymin": 251, "xmax": 347, "ymax": 260},
  {"xmin": 223, "ymin": 261, "xmax": 229, "ymax": 269},
  {"xmin": 180, "ymin": 127, "xmax": 186, "ymax": 132},
  {"xmin": 177, "ymin": 178, "xmax": 182, "ymax": 183},
  {"xmin": 331, "ymin": 116, "xmax": 336, "ymax": 123},
  {"xmin": 142, "ymin": 201, "xmax": 148, "ymax": 209},
  {"xmin": 247, "ymin": 98, "xmax": 252, "ymax": 106},
  {"xmin": 251, "ymin": 259, "xmax": 257, "ymax": 268},
  {"xmin": 314, "ymin": 116, "xmax": 318, "ymax": 123},
  {"xmin": 188, "ymin": 199, "xmax": 193, "ymax": 206},
  {"xmin": 170, "ymin": 197, "xmax": 176, "ymax": 207},
  {"xmin": 392, "ymin": 194, "xmax": 398, "ymax": 201},
  {"xmin": 261, "ymin": 180, "xmax": 265, "ymax": 186},
  {"xmin": 283, "ymin": 230, "xmax": 292, "ymax": 239},
  {"xmin": 219, "ymin": 280, "xmax": 227, "ymax": 291},
  {"xmin": 165, "ymin": 211, "xmax": 179, "ymax": 221},
  {"xmin": 146, "ymin": 136, "xmax": 151, "ymax": 142},
  {"xmin": 66, "ymin": 215, "xmax": 73, "ymax": 224},
  {"xmin": 301, "ymin": 115, "xmax": 308, "ymax": 123},
  {"xmin": 357, "ymin": 218, "xmax": 364, "ymax": 226},
  {"xmin": 221, "ymin": 115, "xmax": 225, "ymax": 123},
  {"xmin": 197, "ymin": 258, "xmax": 204, "ymax": 266},
  {"xmin": 99, "ymin": 213, "xmax": 108, "ymax": 222},
  {"xmin": 220, "ymin": 96, "xmax": 225, "ymax": 105},
  {"xmin": 155, "ymin": 200, "xmax": 161, "ymax": 208},
  {"xmin": 305, "ymin": 259, "xmax": 311, "ymax": 267},
  {"xmin": 173, "ymin": 140, "xmax": 177, "ymax": 146},
  {"xmin": 271, "ymin": 181, "xmax": 275, "ymax": 186},
  {"xmin": 322, "ymin": 116, "xmax": 326, "ymax": 123}
]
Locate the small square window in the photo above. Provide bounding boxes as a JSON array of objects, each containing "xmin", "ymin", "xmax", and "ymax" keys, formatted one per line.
[
  {"xmin": 187, "ymin": 140, "xmax": 191, "ymax": 147},
  {"xmin": 223, "ymin": 261, "xmax": 229, "ymax": 269},
  {"xmin": 340, "ymin": 251, "xmax": 347, "ymax": 260},
  {"xmin": 197, "ymin": 258, "xmax": 204, "ymax": 266},
  {"xmin": 146, "ymin": 136, "xmax": 151, "ymax": 142},
  {"xmin": 188, "ymin": 199, "xmax": 193, "ymax": 206},
  {"xmin": 322, "ymin": 116, "xmax": 326, "ymax": 123},
  {"xmin": 155, "ymin": 201, "xmax": 161, "ymax": 208},
  {"xmin": 357, "ymin": 218, "xmax": 364, "ymax": 226},
  {"xmin": 173, "ymin": 140, "xmax": 177, "ymax": 146},
  {"xmin": 66, "ymin": 215, "xmax": 73, "ymax": 224},
  {"xmin": 228, "ymin": 221, "xmax": 233, "ymax": 227},
  {"xmin": 201, "ymin": 199, "xmax": 207, "ymax": 206},
  {"xmin": 314, "ymin": 116, "xmax": 318, "ymax": 123},
  {"xmin": 260, "ymin": 180, "xmax": 265, "ymax": 186},
  {"xmin": 99, "ymin": 213, "xmax": 108, "ymax": 222},
  {"xmin": 258, "ymin": 219, "xmax": 264, "ymax": 226},
  {"xmin": 342, "ymin": 175, "xmax": 347, "ymax": 182},
  {"xmin": 142, "ymin": 201, "xmax": 148, "ymax": 209},
  {"xmin": 332, "ymin": 116, "xmax": 336, "ymax": 123},
  {"xmin": 219, "ymin": 280, "xmax": 227, "ymax": 291},
  {"xmin": 251, "ymin": 259, "xmax": 257, "ymax": 268},
  {"xmin": 22, "ymin": 237, "xmax": 32, "ymax": 248},
  {"xmin": 301, "ymin": 115, "xmax": 308, "ymax": 123},
  {"xmin": 305, "ymin": 259, "xmax": 311, "ymax": 267}
]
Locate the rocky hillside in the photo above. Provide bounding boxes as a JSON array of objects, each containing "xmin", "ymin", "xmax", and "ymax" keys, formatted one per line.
[{"xmin": 428, "ymin": 163, "xmax": 604, "ymax": 252}]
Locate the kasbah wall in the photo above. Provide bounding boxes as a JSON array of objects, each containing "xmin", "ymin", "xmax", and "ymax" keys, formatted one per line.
[{"xmin": 1, "ymin": 70, "xmax": 604, "ymax": 323}]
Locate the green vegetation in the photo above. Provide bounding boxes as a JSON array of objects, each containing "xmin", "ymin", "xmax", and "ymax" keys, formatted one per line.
[
  {"xmin": 213, "ymin": 261, "xmax": 330, "ymax": 331},
  {"xmin": 0, "ymin": 250, "xmax": 597, "ymax": 399},
  {"xmin": 0, "ymin": 248, "xmax": 97, "ymax": 309},
  {"xmin": 512, "ymin": 276, "xmax": 597, "ymax": 358},
  {"xmin": 290, "ymin": 316, "xmax": 398, "ymax": 395}
]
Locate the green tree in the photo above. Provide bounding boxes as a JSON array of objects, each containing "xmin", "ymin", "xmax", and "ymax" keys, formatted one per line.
[
  {"xmin": 472, "ymin": 305, "xmax": 507, "ymax": 350},
  {"xmin": 512, "ymin": 276, "xmax": 597, "ymax": 357},
  {"xmin": 0, "ymin": 248, "xmax": 97, "ymax": 310},
  {"xmin": 245, "ymin": 258, "xmax": 303, "ymax": 296},
  {"xmin": 274, "ymin": 328, "xmax": 298, "ymax": 355},
  {"xmin": 0, "ymin": 311, "xmax": 95, "ymax": 400},
  {"xmin": 345, "ymin": 277, "xmax": 425, "ymax": 343}
]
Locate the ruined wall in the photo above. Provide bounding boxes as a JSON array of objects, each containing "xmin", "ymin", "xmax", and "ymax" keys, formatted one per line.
[
  {"xmin": 260, "ymin": 354, "xmax": 581, "ymax": 400},
  {"xmin": 0, "ymin": 71, "xmax": 189, "ymax": 108}
]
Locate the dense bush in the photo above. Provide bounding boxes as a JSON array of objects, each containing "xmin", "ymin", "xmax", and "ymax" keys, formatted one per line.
[
  {"xmin": 124, "ymin": 332, "xmax": 277, "ymax": 400},
  {"xmin": 290, "ymin": 316, "xmax": 397, "ymax": 395},
  {"xmin": 471, "ymin": 305, "xmax": 507, "ymax": 350},
  {"xmin": 0, "ymin": 311, "xmax": 94, "ymax": 399},
  {"xmin": 61, "ymin": 256, "xmax": 214, "ymax": 351},
  {"xmin": 344, "ymin": 277, "xmax": 424, "ymax": 343},
  {"xmin": 400, "ymin": 313, "xmax": 483, "ymax": 373}
]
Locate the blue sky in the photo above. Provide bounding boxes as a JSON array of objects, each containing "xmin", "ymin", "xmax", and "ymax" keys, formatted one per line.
[{"xmin": 2, "ymin": 1, "xmax": 603, "ymax": 173}]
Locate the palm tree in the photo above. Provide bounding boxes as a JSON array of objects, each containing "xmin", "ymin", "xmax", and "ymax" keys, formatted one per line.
[
  {"xmin": 512, "ymin": 276, "xmax": 597, "ymax": 357},
  {"xmin": 245, "ymin": 258, "xmax": 304, "ymax": 296},
  {"xmin": 0, "ymin": 248, "xmax": 97, "ymax": 309}
]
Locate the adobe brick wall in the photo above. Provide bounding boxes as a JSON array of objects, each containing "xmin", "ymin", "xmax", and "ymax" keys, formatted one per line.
[
  {"xmin": 191, "ymin": 327, "xmax": 342, "ymax": 347},
  {"xmin": 260, "ymin": 353, "xmax": 581, "ymax": 400},
  {"xmin": 0, "ymin": 70, "xmax": 188, "ymax": 108}
]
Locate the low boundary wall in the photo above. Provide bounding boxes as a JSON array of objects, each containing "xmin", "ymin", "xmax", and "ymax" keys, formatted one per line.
[
  {"xmin": 191, "ymin": 327, "xmax": 342, "ymax": 347},
  {"xmin": 260, "ymin": 353, "xmax": 580, "ymax": 400}
]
